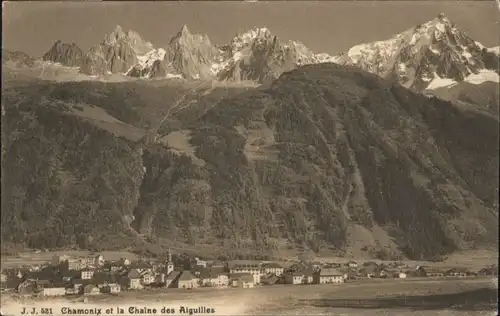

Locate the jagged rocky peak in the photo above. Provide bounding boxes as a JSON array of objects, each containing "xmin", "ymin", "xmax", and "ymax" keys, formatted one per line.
[
  {"xmin": 165, "ymin": 24, "xmax": 220, "ymax": 80},
  {"xmin": 42, "ymin": 40, "xmax": 86, "ymax": 67}
]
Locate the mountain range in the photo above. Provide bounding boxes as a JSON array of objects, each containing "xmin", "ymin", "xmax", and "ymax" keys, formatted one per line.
[
  {"xmin": 8, "ymin": 14, "xmax": 497, "ymax": 88},
  {"xmin": 1, "ymin": 14, "xmax": 499, "ymax": 260},
  {"xmin": 4, "ymin": 14, "xmax": 498, "ymax": 114}
]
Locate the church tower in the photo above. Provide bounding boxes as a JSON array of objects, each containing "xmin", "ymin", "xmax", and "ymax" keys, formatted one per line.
[{"xmin": 166, "ymin": 249, "xmax": 174, "ymax": 275}]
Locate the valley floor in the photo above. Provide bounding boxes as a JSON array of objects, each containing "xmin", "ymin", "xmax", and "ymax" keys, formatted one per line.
[{"xmin": 1, "ymin": 278, "xmax": 497, "ymax": 316}]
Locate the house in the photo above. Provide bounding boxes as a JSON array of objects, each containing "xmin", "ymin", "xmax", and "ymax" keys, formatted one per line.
[
  {"xmin": 417, "ymin": 266, "xmax": 445, "ymax": 278},
  {"xmin": 177, "ymin": 271, "xmax": 199, "ymax": 289},
  {"xmin": 194, "ymin": 257, "xmax": 207, "ymax": 268},
  {"xmin": 229, "ymin": 264, "xmax": 262, "ymax": 284},
  {"xmin": 67, "ymin": 259, "xmax": 82, "ymax": 271},
  {"xmin": 262, "ymin": 263, "xmax": 284, "ymax": 276},
  {"xmin": 101, "ymin": 284, "xmax": 121, "ymax": 294},
  {"xmin": 445, "ymin": 268, "xmax": 468, "ymax": 277},
  {"xmin": 199, "ymin": 269, "xmax": 229, "ymax": 288},
  {"xmin": 315, "ymin": 269, "xmax": 344, "ymax": 284},
  {"xmin": 81, "ymin": 268, "xmax": 94, "ymax": 280},
  {"xmin": 346, "ymin": 261, "xmax": 358, "ymax": 268},
  {"xmin": 398, "ymin": 272, "xmax": 408, "ymax": 279},
  {"xmin": 83, "ymin": 284, "xmax": 100, "ymax": 296},
  {"xmin": 140, "ymin": 271, "xmax": 155, "ymax": 285},
  {"xmin": 109, "ymin": 261, "xmax": 126, "ymax": 273},
  {"xmin": 127, "ymin": 270, "xmax": 143, "ymax": 290},
  {"xmin": 284, "ymin": 272, "xmax": 305, "ymax": 285},
  {"xmin": 261, "ymin": 275, "xmax": 280, "ymax": 285},
  {"xmin": 230, "ymin": 273, "xmax": 255, "ymax": 288},
  {"xmin": 130, "ymin": 261, "xmax": 153, "ymax": 274},
  {"xmin": 41, "ymin": 284, "xmax": 66, "ymax": 297},
  {"xmin": 165, "ymin": 271, "xmax": 181, "ymax": 288}
]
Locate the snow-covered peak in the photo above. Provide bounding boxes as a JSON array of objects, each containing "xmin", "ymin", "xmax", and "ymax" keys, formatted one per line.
[
  {"xmin": 230, "ymin": 27, "xmax": 273, "ymax": 51},
  {"xmin": 341, "ymin": 14, "xmax": 497, "ymax": 89}
]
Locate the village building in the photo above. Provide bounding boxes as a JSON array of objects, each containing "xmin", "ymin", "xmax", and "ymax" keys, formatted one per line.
[
  {"xmin": 230, "ymin": 273, "xmax": 255, "ymax": 288},
  {"xmin": 284, "ymin": 272, "xmax": 305, "ymax": 285},
  {"xmin": 445, "ymin": 268, "xmax": 468, "ymax": 277},
  {"xmin": 199, "ymin": 269, "xmax": 229, "ymax": 288},
  {"xmin": 81, "ymin": 268, "xmax": 94, "ymax": 280},
  {"xmin": 262, "ymin": 263, "xmax": 284, "ymax": 276},
  {"xmin": 194, "ymin": 257, "xmax": 207, "ymax": 268},
  {"xmin": 41, "ymin": 284, "xmax": 67, "ymax": 297},
  {"xmin": 130, "ymin": 261, "xmax": 153, "ymax": 274},
  {"xmin": 67, "ymin": 259, "xmax": 82, "ymax": 271},
  {"xmin": 229, "ymin": 264, "xmax": 262, "ymax": 284},
  {"xmin": 140, "ymin": 271, "xmax": 155, "ymax": 285},
  {"xmin": 315, "ymin": 268, "xmax": 344, "ymax": 284},
  {"xmin": 101, "ymin": 283, "xmax": 121, "ymax": 294},
  {"xmin": 177, "ymin": 271, "xmax": 199, "ymax": 289},
  {"xmin": 127, "ymin": 269, "xmax": 143, "ymax": 290},
  {"xmin": 417, "ymin": 266, "xmax": 445, "ymax": 278},
  {"xmin": 347, "ymin": 261, "xmax": 358, "ymax": 268}
]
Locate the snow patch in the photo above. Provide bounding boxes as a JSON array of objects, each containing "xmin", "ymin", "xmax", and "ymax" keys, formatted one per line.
[
  {"xmin": 427, "ymin": 73, "xmax": 458, "ymax": 89},
  {"xmin": 136, "ymin": 48, "xmax": 166, "ymax": 69},
  {"xmin": 464, "ymin": 69, "xmax": 499, "ymax": 84},
  {"xmin": 166, "ymin": 73, "xmax": 183, "ymax": 79}
]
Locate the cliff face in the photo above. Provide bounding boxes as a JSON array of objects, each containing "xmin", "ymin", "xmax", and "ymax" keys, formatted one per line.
[
  {"xmin": 42, "ymin": 41, "xmax": 86, "ymax": 67},
  {"xmin": 2, "ymin": 64, "xmax": 498, "ymax": 259}
]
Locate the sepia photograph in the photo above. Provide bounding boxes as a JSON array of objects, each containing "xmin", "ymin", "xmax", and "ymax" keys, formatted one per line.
[{"xmin": 1, "ymin": 0, "xmax": 499, "ymax": 315}]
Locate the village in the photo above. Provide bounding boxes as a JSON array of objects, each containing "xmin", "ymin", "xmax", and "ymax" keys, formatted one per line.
[{"xmin": 0, "ymin": 251, "xmax": 497, "ymax": 298}]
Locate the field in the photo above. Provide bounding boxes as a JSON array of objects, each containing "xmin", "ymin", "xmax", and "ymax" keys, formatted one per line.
[{"xmin": 1, "ymin": 278, "xmax": 497, "ymax": 316}]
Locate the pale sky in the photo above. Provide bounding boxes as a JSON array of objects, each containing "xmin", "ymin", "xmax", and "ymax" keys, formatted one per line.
[{"xmin": 2, "ymin": 1, "xmax": 499, "ymax": 58}]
